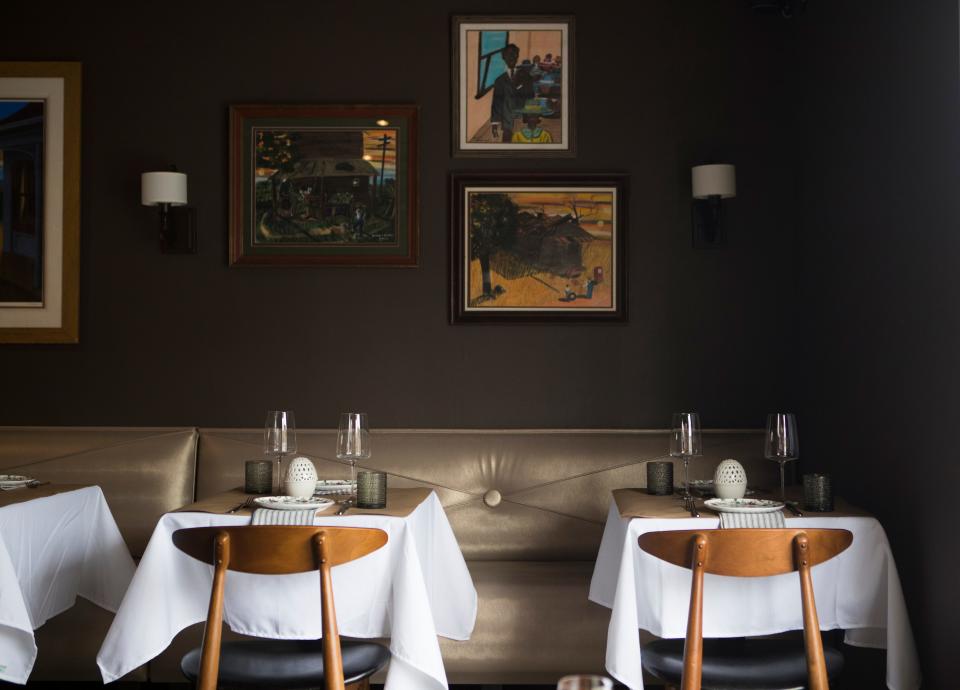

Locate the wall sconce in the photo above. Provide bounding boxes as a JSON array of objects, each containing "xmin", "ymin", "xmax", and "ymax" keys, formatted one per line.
[
  {"xmin": 691, "ymin": 164, "xmax": 736, "ymax": 248},
  {"xmin": 141, "ymin": 169, "xmax": 197, "ymax": 253}
]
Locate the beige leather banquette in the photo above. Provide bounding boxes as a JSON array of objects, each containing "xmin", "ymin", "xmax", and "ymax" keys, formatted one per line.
[{"xmin": 0, "ymin": 426, "xmax": 774, "ymax": 684}]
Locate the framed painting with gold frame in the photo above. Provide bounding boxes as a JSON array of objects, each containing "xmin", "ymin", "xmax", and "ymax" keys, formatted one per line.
[{"xmin": 0, "ymin": 62, "xmax": 81, "ymax": 344}]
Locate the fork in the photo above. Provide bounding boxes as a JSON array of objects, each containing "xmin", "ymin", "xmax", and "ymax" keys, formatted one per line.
[
  {"xmin": 685, "ymin": 494, "xmax": 701, "ymax": 518},
  {"xmin": 226, "ymin": 499, "xmax": 251, "ymax": 514}
]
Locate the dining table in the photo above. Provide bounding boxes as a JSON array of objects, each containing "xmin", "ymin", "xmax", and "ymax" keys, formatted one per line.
[
  {"xmin": 0, "ymin": 484, "xmax": 135, "ymax": 685},
  {"xmin": 588, "ymin": 488, "xmax": 922, "ymax": 690},
  {"xmin": 96, "ymin": 487, "xmax": 477, "ymax": 690}
]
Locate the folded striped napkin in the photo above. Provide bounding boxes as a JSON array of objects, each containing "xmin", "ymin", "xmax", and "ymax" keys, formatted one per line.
[
  {"xmin": 251, "ymin": 508, "xmax": 317, "ymax": 525},
  {"xmin": 719, "ymin": 511, "xmax": 786, "ymax": 529}
]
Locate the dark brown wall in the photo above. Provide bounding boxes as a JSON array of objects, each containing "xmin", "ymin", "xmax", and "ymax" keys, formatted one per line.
[
  {"xmin": 797, "ymin": 1, "xmax": 960, "ymax": 685},
  {"xmin": 0, "ymin": 0, "xmax": 797, "ymax": 429}
]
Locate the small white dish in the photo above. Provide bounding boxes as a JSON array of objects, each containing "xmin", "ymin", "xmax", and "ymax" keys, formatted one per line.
[
  {"xmin": 704, "ymin": 497, "xmax": 785, "ymax": 514},
  {"xmin": 314, "ymin": 480, "xmax": 356, "ymax": 496},
  {"xmin": 689, "ymin": 479, "xmax": 714, "ymax": 492},
  {"xmin": 253, "ymin": 496, "xmax": 334, "ymax": 511},
  {"xmin": 0, "ymin": 475, "xmax": 35, "ymax": 487}
]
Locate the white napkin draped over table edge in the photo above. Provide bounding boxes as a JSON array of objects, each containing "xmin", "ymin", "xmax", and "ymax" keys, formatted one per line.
[
  {"xmin": 588, "ymin": 501, "xmax": 922, "ymax": 690},
  {"xmin": 96, "ymin": 490, "xmax": 477, "ymax": 690},
  {"xmin": 0, "ymin": 486, "xmax": 135, "ymax": 685}
]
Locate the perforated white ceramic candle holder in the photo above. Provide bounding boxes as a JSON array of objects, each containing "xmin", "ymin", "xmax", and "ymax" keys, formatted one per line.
[
  {"xmin": 713, "ymin": 458, "xmax": 747, "ymax": 499},
  {"xmin": 283, "ymin": 456, "xmax": 318, "ymax": 498}
]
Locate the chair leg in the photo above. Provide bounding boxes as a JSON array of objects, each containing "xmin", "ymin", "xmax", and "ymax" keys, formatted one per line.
[{"xmin": 346, "ymin": 679, "xmax": 371, "ymax": 690}]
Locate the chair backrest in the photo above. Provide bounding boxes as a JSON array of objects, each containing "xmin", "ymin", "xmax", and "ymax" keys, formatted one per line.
[
  {"xmin": 637, "ymin": 528, "xmax": 853, "ymax": 690},
  {"xmin": 173, "ymin": 525, "xmax": 388, "ymax": 690}
]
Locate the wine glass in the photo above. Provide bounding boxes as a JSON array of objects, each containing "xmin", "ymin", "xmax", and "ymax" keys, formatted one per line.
[
  {"xmin": 336, "ymin": 413, "xmax": 371, "ymax": 491},
  {"xmin": 557, "ymin": 676, "xmax": 613, "ymax": 690},
  {"xmin": 264, "ymin": 410, "xmax": 297, "ymax": 495},
  {"xmin": 765, "ymin": 412, "xmax": 799, "ymax": 500},
  {"xmin": 669, "ymin": 412, "xmax": 702, "ymax": 498}
]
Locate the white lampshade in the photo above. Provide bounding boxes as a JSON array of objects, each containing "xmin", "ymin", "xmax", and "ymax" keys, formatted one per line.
[
  {"xmin": 691, "ymin": 164, "xmax": 736, "ymax": 199},
  {"xmin": 141, "ymin": 172, "xmax": 187, "ymax": 206}
]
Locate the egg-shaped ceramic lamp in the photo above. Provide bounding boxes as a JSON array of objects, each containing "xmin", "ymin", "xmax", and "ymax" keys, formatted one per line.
[
  {"xmin": 284, "ymin": 456, "xmax": 318, "ymax": 498},
  {"xmin": 714, "ymin": 458, "xmax": 747, "ymax": 499}
]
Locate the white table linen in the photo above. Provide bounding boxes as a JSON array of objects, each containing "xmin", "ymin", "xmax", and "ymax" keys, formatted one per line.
[
  {"xmin": 0, "ymin": 486, "xmax": 135, "ymax": 684},
  {"xmin": 589, "ymin": 502, "xmax": 921, "ymax": 690},
  {"xmin": 97, "ymin": 491, "xmax": 477, "ymax": 690}
]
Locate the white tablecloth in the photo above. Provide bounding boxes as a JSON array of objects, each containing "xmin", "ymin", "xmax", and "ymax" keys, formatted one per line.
[
  {"xmin": 97, "ymin": 491, "xmax": 477, "ymax": 690},
  {"xmin": 0, "ymin": 486, "xmax": 135, "ymax": 684},
  {"xmin": 588, "ymin": 503, "xmax": 921, "ymax": 690}
]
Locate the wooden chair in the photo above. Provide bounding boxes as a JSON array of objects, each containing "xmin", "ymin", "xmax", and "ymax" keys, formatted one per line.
[
  {"xmin": 637, "ymin": 528, "xmax": 853, "ymax": 690},
  {"xmin": 172, "ymin": 525, "xmax": 390, "ymax": 690}
]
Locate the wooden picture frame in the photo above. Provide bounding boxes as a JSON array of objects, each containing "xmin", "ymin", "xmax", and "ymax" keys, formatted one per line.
[
  {"xmin": 450, "ymin": 172, "xmax": 628, "ymax": 323},
  {"xmin": 452, "ymin": 15, "xmax": 575, "ymax": 158},
  {"xmin": 0, "ymin": 62, "xmax": 81, "ymax": 343},
  {"xmin": 229, "ymin": 104, "xmax": 419, "ymax": 267}
]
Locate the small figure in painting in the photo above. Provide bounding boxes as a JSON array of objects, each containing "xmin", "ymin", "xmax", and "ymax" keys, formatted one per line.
[
  {"xmin": 560, "ymin": 284, "xmax": 577, "ymax": 302},
  {"xmin": 511, "ymin": 113, "xmax": 553, "ymax": 145},
  {"xmin": 353, "ymin": 205, "xmax": 366, "ymax": 239},
  {"xmin": 530, "ymin": 55, "xmax": 544, "ymax": 78},
  {"xmin": 579, "ymin": 278, "xmax": 596, "ymax": 299},
  {"xmin": 491, "ymin": 44, "xmax": 535, "ymax": 143}
]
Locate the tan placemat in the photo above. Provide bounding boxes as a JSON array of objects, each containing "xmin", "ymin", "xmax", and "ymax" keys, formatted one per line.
[
  {"xmin": 0, "ymin": 483, "xmax": 90, "ymax": 508},
  {"xmin": 175, "ymin": 487, "xmax": 432, "ymax": 518},
  {"xmin": 613, "ymin": 488, "xmax": 871, "ymax": 520}
]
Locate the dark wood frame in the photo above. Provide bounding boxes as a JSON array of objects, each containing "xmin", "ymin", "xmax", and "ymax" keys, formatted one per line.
[
  {"xmin": 451, "ymin": 15, "xmax": 576, "ymax": 158},
  {"xmin": 449, "ymin": 172, "xmax": 628, "ymax": 323},
  {"xmin": 228, "ymin": 104, "xmax": 419, "ymax": 267},
  {"xmin": 0, "ymin": 62, "xmax": 81, "ymax": 343}
]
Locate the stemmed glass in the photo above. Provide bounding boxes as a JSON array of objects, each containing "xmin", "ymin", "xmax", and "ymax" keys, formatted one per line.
[
  {"xmin": 264, "ymin": 410, "xmax": 297, "ymax": 495},
  {"xmin": 765, "ymin": 412, "xmax": 799, "ymax": 500},
  {"xmin": 670, "ymin": 412, "xmax": 702, "ymax": 498},
  {"xmin": 557, "ymin": 676, "xmax": 613, "ymax": 690},
  {"xmin": 336, "ymin": 413, "xmax": 371, "ymax": 491}
]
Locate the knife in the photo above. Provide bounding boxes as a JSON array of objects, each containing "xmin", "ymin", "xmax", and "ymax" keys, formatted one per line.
[
  {"xmin": 784, "ymin": 501, "xmax": 803, "ymax": 517},
  {"xmin": 335, "ymin": 500, "xmax": 353, "ymax": 516}
]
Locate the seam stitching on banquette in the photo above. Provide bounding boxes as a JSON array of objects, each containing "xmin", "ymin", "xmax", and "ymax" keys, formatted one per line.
[{"xmin": 4, "ymin": 429, "xmax": 199, "ymax": 470}]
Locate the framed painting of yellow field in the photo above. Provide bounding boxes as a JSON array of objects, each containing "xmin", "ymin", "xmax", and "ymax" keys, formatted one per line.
[{"xmin": 450, "ymin": 172, "xmax": 627, "ymax": 323}]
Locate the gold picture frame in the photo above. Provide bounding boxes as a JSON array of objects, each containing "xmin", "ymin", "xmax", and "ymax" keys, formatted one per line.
[{"xmin": 0, "ymin": 62, "xmax": 81, "ymax": 343}]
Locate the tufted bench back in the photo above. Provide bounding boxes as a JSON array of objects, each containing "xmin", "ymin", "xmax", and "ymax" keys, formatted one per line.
[
  {"xmin": 0, "ymin": 426, "xmax": 197, "ymax": 557},
  {"xmin": 197, "ymin": 428, "xmax": 775, "ymax": 561}
]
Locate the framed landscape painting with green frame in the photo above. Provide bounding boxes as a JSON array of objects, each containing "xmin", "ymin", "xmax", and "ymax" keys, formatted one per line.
[
  {"xmin": 450, "ymin": 172, "xmax": 627, "ymax": 323},
  {"xmin": 229, "ymin": 104, "xmax": 419, "ymax": 266}
]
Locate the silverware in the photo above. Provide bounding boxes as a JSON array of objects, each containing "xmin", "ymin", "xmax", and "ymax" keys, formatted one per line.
[
  {"xmin": 226, "ymin": 499, "xmax": 250, "ymax": 514},
  {"xmin": 784, "ymin": 501, "xmax": 803, "ymax": 517},
  {"xmin": 686, "ymin": 495, "xmax": 700, "ymax": 518},
  {"xmin": 335, "ymin": 500, "xmax": 353, "ymax": 516},
  {"xmin": 26, "ymin": 480, "xmax": 49, "ymax": 489}
]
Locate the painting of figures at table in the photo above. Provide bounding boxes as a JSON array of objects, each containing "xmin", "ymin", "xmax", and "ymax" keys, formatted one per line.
[
  {"xmin": 0, "ymin": 100, "xmax": 44, "ymax": 305},
  {"xmin": 254, "ymin": 128, "xmax": 398, "ymax": 246},
  {"xmin": 451, "ymin": 175, "xmax": 626, "ymax": 322},
  {"xmin": 455, "ymin": 16, "xmax": 573, "ymax": 155}
]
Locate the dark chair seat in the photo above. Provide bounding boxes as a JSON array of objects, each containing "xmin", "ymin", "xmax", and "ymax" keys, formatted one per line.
[
  {"xmin": 181, "ymin": 638, "xmax": 390, "ymax": 688},
  {"xmin": 642, "ymin": 637, "xmax": 844, "ymax": 690}
]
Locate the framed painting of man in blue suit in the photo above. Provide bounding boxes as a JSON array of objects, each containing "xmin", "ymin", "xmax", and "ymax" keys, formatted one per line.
[{"xmin": 453, "ymin": 16, "xmax": 574, "ymax": 157}]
